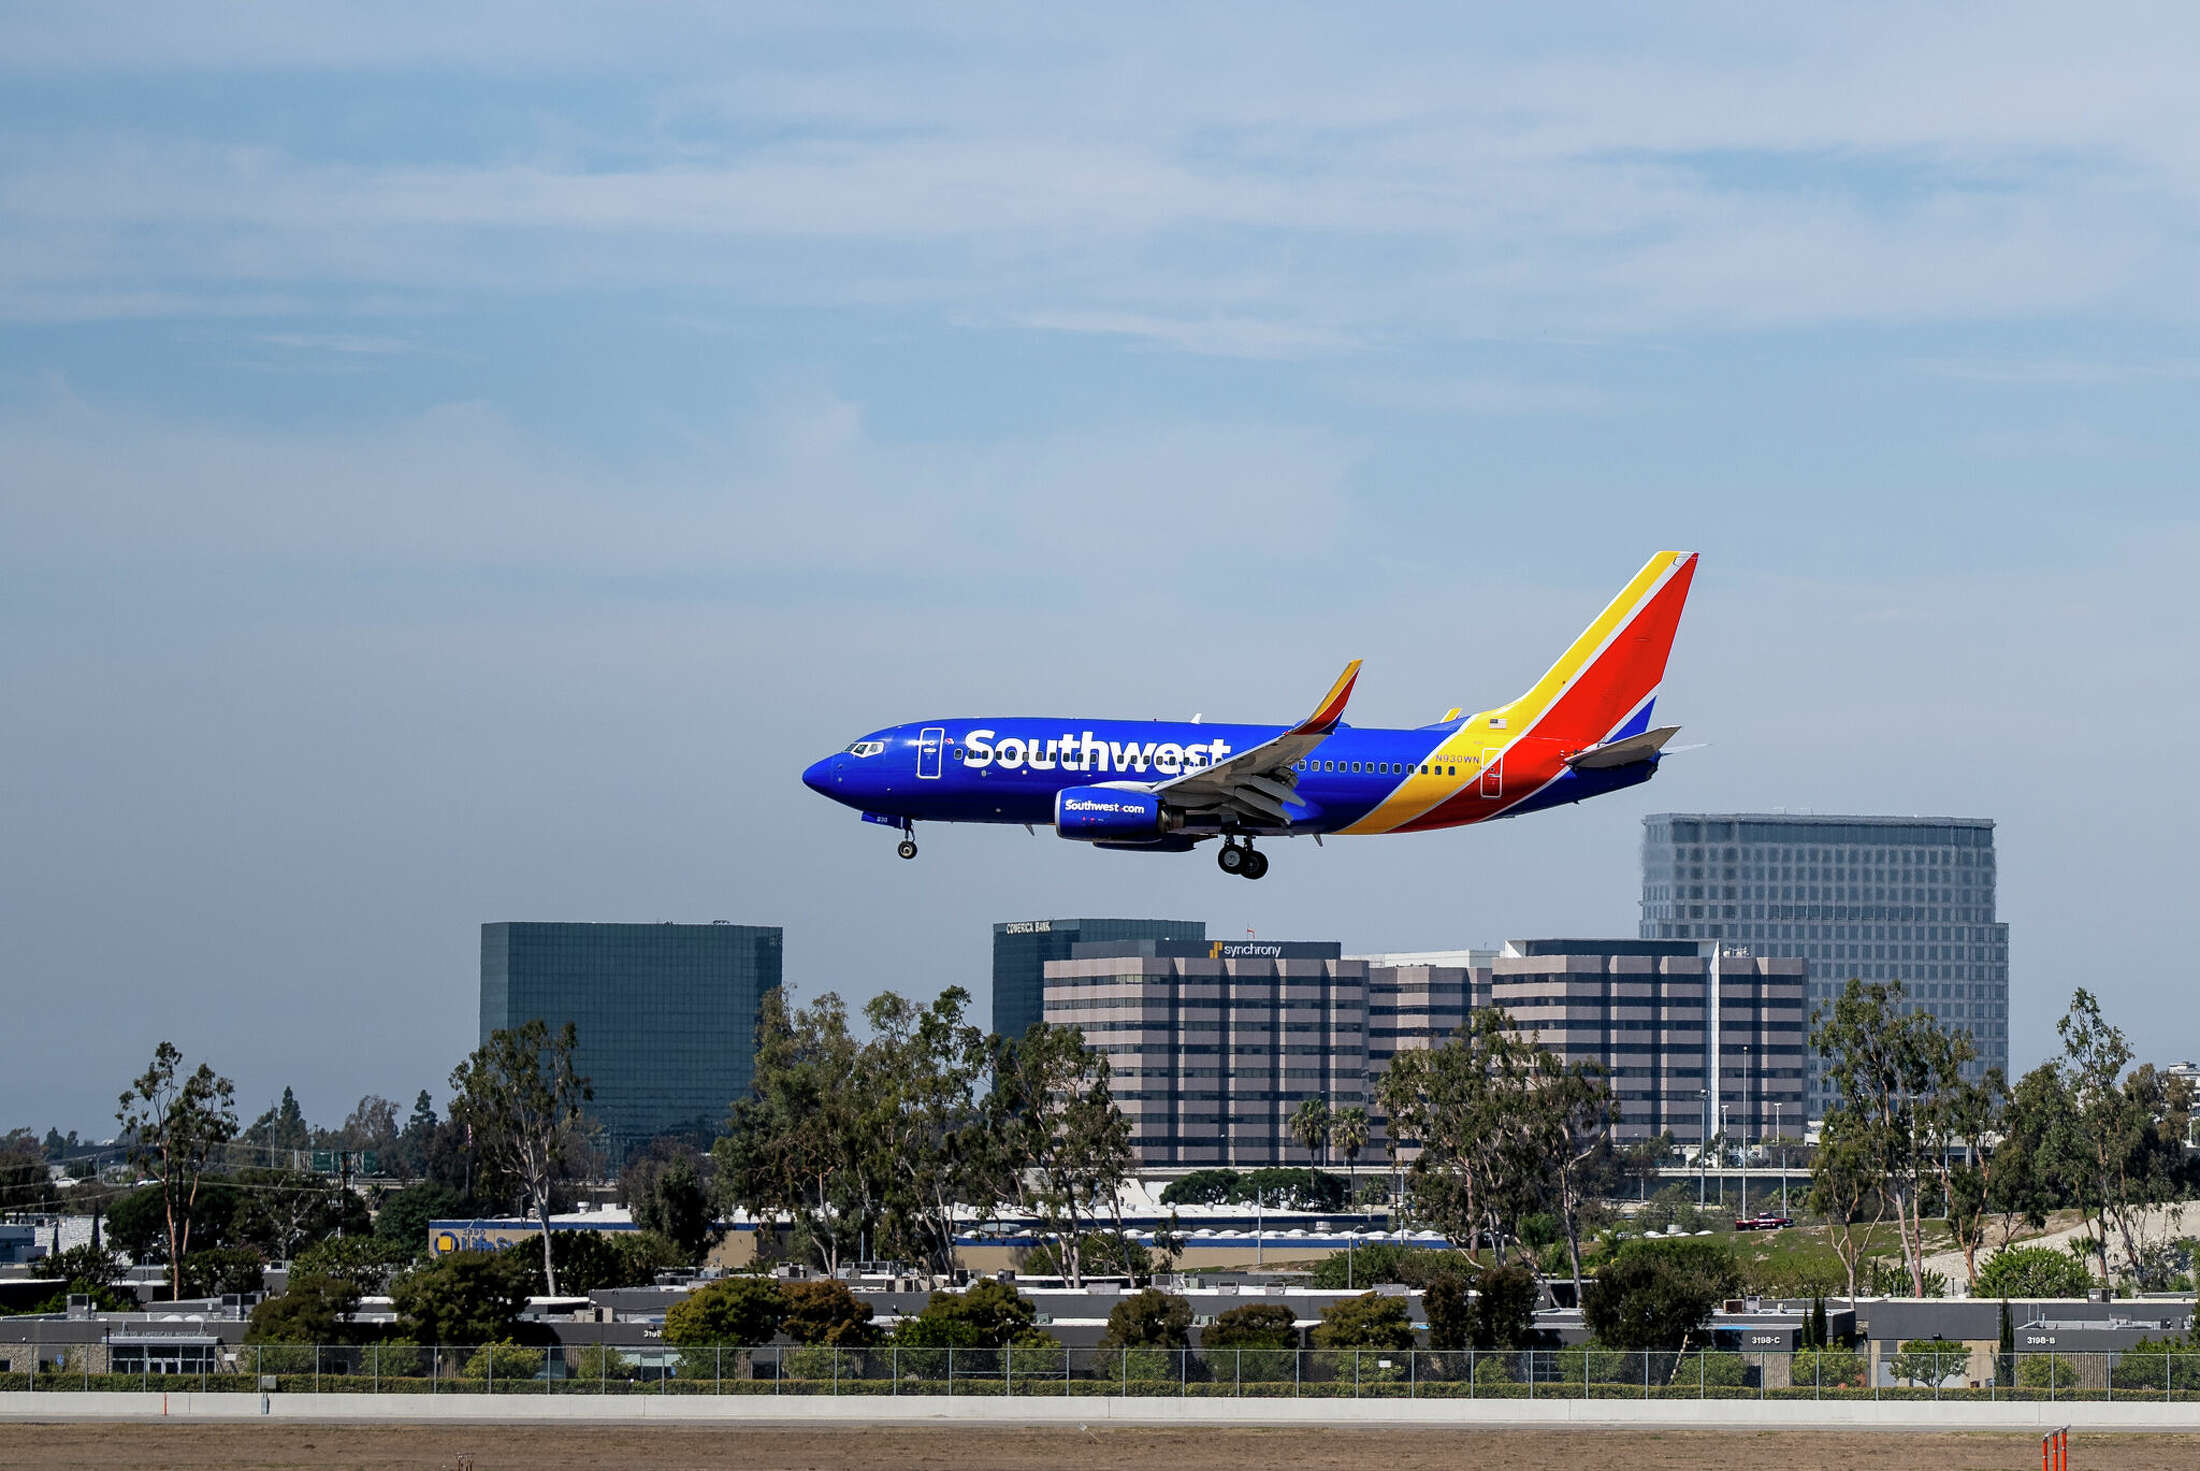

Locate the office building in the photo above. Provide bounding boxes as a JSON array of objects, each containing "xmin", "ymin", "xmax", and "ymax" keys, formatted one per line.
[
  {"xmin": 1492, "ymin": 939, "xmax": 1806, "ymax": 1145},
  {"xmin": 480, "ymin": 921, "xmax": 782, "ymax": 1156},
  {"xmin": 1640, "ymin": 814, "xmax": 2010, "ymax": 1117},
  {"xmin": 992, "ymin": 917, "xmax": 1205, "ymax": 1042},
  {"xmin": 1041, "ymin": 938, "xmax": 1365, "ymax": 1167}
]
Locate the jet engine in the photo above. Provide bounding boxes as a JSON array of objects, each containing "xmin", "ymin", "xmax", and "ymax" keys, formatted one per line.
[{"xmin": 1053, "ymin": 786, "xmax": 1182, "ymax": 841}]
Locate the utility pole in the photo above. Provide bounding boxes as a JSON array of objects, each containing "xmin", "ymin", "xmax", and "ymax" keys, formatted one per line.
[{"xmin": 1774, "ymin": 1101, "xmax": 1787, "ymax": 1216}]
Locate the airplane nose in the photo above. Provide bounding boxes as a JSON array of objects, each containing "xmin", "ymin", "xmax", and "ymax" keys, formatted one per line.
[{"xmin": 802, "ymin": 757, "xmax": 836, "ymax": 796}]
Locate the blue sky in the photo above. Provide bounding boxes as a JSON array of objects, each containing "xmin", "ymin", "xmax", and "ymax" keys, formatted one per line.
[{"xmin": 5, "ymin": 4, "xmax": 2199, "ymax": 1133}]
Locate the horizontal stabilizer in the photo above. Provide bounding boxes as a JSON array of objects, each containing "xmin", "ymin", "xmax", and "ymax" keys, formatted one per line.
[{"xmin": 1565, "ymin": 725, "xmax": 1682, "ymax": 770}]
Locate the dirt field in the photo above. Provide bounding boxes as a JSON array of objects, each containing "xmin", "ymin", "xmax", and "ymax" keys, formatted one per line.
[{"xmin": 0, "ymin": 1425, "xmax": 2185, "ymax": 1471}]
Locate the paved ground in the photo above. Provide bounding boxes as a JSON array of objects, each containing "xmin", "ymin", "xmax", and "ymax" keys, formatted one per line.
[{"xmin": 0, "ymin": 1424, "xmax": 2185, "ymax": 1471}]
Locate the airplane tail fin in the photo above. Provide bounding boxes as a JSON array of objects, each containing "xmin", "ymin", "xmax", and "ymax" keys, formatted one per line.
[{"xmin": 1499, "ymin": 551, "xmax": 1699, "ymax": 747}]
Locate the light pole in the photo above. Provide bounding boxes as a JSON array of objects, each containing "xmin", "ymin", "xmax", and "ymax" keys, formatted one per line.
[
  {"xmin": 1774, "ymin": 1101, "xmax": 1787, "ymax": 1216},
  {"xmin": 1740, "ymin": 1042, "xmax": 1751, "ymax": 1221},
  {"xmin": 1696, "ymin": 1089, "xmax": 1709, "ymax": 1206},
  {"xmin": 1719, "ymin": 1103, "xmax": 1730, "ymax": 1210}
]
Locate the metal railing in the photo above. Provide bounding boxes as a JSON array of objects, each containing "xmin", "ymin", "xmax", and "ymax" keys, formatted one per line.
[{"xmin": 5, "ymin": 1346, "xmax": 2199, "ymax": 1400}]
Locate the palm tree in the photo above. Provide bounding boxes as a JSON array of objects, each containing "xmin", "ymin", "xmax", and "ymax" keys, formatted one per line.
[
  {"xmin": 1330, "ymin": 1105, "xmax": 1369, "ymax": 1217},
  {"xmin": 1290, "ymin": 1098, "xmax": 1332, "ymax": 1199}
]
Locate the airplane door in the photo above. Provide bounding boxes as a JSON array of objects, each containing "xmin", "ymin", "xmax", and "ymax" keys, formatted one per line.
[
  {"xmin": 917, "ymin": 727, "xmax": 946, "ymax": 780},
  {"xmin": 1480, "ymin": 748, "xmax": 1503, "ymax": 798}
]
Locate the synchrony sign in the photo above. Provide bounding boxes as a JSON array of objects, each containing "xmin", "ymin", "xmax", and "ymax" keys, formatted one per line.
[{"xmin": 963, "ymin": 729, "xmax": 1234, "ymax": 776}]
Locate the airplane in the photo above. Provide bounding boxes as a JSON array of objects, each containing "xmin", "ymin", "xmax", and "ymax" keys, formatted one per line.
[{"xmin": 801, "ymin": 550, "xmax": 1699, "ymax": 879}]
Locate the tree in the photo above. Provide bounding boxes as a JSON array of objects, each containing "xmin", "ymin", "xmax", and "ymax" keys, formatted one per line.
[
  {"xmin": 994, "ymin": 1021, "xmax": 1134, "ymax": 1289},
  {"xmin": 2051, "ymin": 990, "xmax": 2198, "ymax": 1285},
  {"xmin": 32, "ymin": 1243, "xmax": 132, "ymax": 1312},
  {"xmin": 1933, "ymin": 1068, "xmax": 2010, "ymax": 1292},
  {"xmin": 1888, "ymin": 1336, "xmax": 1964, "ymax": 1387},
  {"xmin": 1290, "ymin": 1097, "xmax": 1332, "ymax": 1171},
  {"xmin": 1423, "ymin": 1273, "xmax": 1472, "ymax": 1350},
  {"xmin": 1161, "ymin": 1169, "xmax": 1239, "ymax": 1207},
  {"xmin": 244, "ymin": 1086, "xmax": 313, "ymax": 1167},
  {"xmin": 1099, "ymin": 1289, "xmax": 1192, "ymax": 1350},
  {"xmin": 1205, "ymin": 1301, "xmax": 1298, "ymax": 1349},
  {"xmin": 374, "ymin": 1181, "xmax": 463, "ymax": 1257},
  {"xmin": 627, "ymin": 1154, "xmax": 718, "ymax": 1263},
  {"xmin": 0, "ymin": 1132, "xmax": 56, "ymax": 1212},
  {"xmin": 116, "ymin": 1041, "xmax": 238, "ymax": 1300},
  {"xmin": 230, "ymin": 1168, "xmax": 368, "ymax": 1261},
  {"xmin": 1311, "ymin": 1292, "xmax": 1416, "ymax": 1349},
  {"xmin": 1975, "ymin": 1244, "xmax": 2095, "ymax": 1299},
  {"xmin": 1813, "ymin": 978, "xmax": 1971, "ymax": 1298},
  {"xmin": 176, "ymin": 1247, "xmax": 265, "ymax": 1297},
  {"xmin": 1581, "ymin": 1240, "xmax": 1740, "ymax": 1350},
  {"xmin": 1522, "ymin": 1050, "xmax": 1614, "ymax": 1305},
  {"xmin": 247, "ymin": 1273, "xmax": 361, "ymax": 1344},
  {"xmin": 1376, "ymin": 1008, "xmax": 1540, "ymax": 1264},
  {"xmin": 895, "ymin": 1280, "xmax": 1039, "ymax": 1347},
  {"xmin": 1470, "ymin": 1262, "xmax": 1541, "ymax": 1349},
  {"xmin": 339, "ymin": 1095, "xmax": 400, "ymax": 1156},
  {"xmin": 715, "ymin": 991, "xmax": 883, "ymax": 1278},
  {"xmin": 398, "ymin": 1091, "xmax": 440, "ymax": 1180},
  {"xmin": 863, "ymin": 987, "xmax": 1003, "ymax": 1282},
  {"xmin": 291, "ymin": 1235, "xmax": 415, "ymax": 1296},
  {"xmin": 663, "ymin": 1275, "xmax": 788, "ymax": 1346},
  {"xmin": 781, "ymin": 1279, "xmax": 876, "ymax": 1346},
  {"xmin": 1330, "ymin": 1105, "xmax": 1369, "ymax": 1212},
  {"xmin": 447, "ymin": 1020, "xmax": 593, "ymax": 1297},
  {"xmin": 390, "ymin": 1249, "xmax": 535, "ymax": 1344}
]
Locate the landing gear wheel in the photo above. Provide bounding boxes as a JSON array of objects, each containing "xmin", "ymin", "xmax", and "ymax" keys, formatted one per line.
[
  {"xmin": 1216, "ymin": 843, "xmax": 1246, "ymax": 875},
  {"xmin": 1242, "ymin": 850, "xmax": 1270, "ymax": 880},
  {"xmin": 896, "ymin": 839, "xmax": 919, "ymax": 860}
]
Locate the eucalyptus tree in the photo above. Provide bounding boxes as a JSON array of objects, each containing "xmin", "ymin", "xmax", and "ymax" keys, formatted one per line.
[
  {"xmin": 2053, "ymin": 989, "xmax": 2198, "ymax": 1285},
  {"xmin": 1813, "ymin": 978, "xmax": 1970, "ymax": 1297},
  {"xmin": 1523, "ymin": 1050, "xmax": 1614, "ymax": 1303},
  {"xmin": 865, "ymin": 985, "xmax": 999, "ymax": 1282},
  {"xmin": 992, "ymin": 1020, "xmax": 1133, "ymax": 1289},
  {"xmin": 714, "ymin": 990, "xmax": 883, "ymax": 1277},
  {"xmin": 447, "ymin": 1019, "xmax": 594, "ymax": 1296},
  {"xmin": 117, "ymin": 1041, "xmax": 238, "ymax": 1300},
  {"xmin": 1375, "ymin": 1007, "xmax": 1539, "ymax": 1263}
]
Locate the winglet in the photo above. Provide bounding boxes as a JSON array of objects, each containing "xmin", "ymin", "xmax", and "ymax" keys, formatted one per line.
[{"xmin": 1291, "ymin": 660, "xmax": 1362, "ymax": 735}]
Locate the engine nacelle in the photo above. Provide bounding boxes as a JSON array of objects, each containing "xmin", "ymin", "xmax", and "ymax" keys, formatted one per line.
[{"xmin": 1053, "ymin": 786, "xmax": 1182, "ymax": 841}]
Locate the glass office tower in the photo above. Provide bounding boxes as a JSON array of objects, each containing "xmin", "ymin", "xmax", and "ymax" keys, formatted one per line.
[
  {"xmin": 480, "ymin": 921, "xmax": 782, "ymax": 1157},
  {"xmin": 1640, "ymin": 814, "xmax": 2009, "ymax": 1117},
  {"xmin": 992, "ymin": 917, "xmax": 1205, "ymax": 1042}
]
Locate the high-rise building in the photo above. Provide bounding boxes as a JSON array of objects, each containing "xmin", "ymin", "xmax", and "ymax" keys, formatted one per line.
[
  {"xmin": 480, "ymin": 921, "xmax": 782, "ymax": 1156},
  {"xmin": 1639, "ymin": 814, "xmax": 2010, "ymax": 1117},
  {"xmin": 992, "ymin": 917, "xmax": 1205, "ymax": 1042},
  {"xmin": 1041, "ymin": 938, "xmax": 1364, "ymax": 1167},
  {"xmin": 1492, "ymin": 939, "xmax": 1806, "ymax": 1145}
]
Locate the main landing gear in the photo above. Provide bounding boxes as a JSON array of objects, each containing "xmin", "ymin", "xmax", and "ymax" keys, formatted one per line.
[
  {"xmin": 895, "ymin": 820, "xmax": 918, "ymax": 861},
  {"xmin": 1216, "ymin": 838, "xmax": 1269, "ymax": 881}
]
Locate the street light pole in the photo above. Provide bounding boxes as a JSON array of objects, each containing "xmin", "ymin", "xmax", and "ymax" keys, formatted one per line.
[{"xmin": 1775, "ymin": 1101, "xmax": 1787, "ymax": 1216}]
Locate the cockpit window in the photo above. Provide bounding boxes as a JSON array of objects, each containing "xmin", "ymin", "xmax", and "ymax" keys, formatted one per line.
[{"xmin": 845, "ymin": 740, "xmax": 887, "ymax": 757}]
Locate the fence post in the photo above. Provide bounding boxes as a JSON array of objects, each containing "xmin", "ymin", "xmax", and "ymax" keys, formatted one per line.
[
  {"xmin": 372, "ymin": 1342, "xmax": 378, "ymax": 1395},
  {"xmin": 1698, "ymin": 1348, "xmax": 1704, "ymax": 1398},
  {"xmin": 485, "ymin": 1344, "xmax": 490, "ymax": 1398},
  {"xmin": 1410, "ymin": 1348, "xmax": 1417, "ymax": 1399},
  {"xmin": 1643, "ymin": 1351, "xmax": 1649, "ymax": 1400},
  {"xmin": 1119, "ymin": 1347, "xmax": 1126, "ymax": 1398},
  {"xmin": 892, "ymin": 1346, "xmax": 899, "ymax": 1397},
  {"xmin": 315, "ymin": 1343, "xmax": 321, "ymax": 1395},
  {"xmin": 1235, "ymin": 1348, "xmax": 1241, "ymax": 1398},
  {"xmin": 949, "ymin": 1346, "xmax": 955, "ymax": 1397},
  {"xmin": 1354, "ymin": 1349, "xmax": 1361, "ymax": 1398},
  {"xmin": 776, "ymin": 1346, "xmax": 783, "ymax": 1395},
  {"xmin": 1295, "ymin": 1347, "xmax": 1301, "ymax": 1398}
]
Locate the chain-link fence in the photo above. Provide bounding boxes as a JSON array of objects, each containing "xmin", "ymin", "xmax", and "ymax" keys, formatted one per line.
[{"xmin": 6, "ymin": 1345, "xmax": 2200, "ymax": 1400}]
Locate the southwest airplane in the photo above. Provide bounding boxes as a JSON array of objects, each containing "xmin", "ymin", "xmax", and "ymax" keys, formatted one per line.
[{"xmin": 802, "ymin": 551, "xmax": 1698, "ymax": 879}]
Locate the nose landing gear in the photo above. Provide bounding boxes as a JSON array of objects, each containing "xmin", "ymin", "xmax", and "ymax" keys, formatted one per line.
[{"xmin": 1217, "ymin": 838, "xmax": 1269, "ymax": 880}]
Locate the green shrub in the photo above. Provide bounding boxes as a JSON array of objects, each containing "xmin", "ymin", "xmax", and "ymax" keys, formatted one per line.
[
  {"xmin": 1888, "ymin": 1337, "xmax": 1965, "ymax": 1387},
  {"xmin": 1791, "ymin": 1345, "xmax": 1866, "ymax": 1389},
  {"xmin": 2109, "ymin": 1339, "xmax": 2200, "ymax": 1391},
  {"xmin": 2017, "ymin": 1354, "xmax": 2080, "ymax": 1389},
  {"xmin": 1099, "ymin": 1290, "xmax": 1191, "ymax": 1350},
  {"xmin": 1310, "ymin": 1293, "xmax": 1415, "ymax": 1349},
  {"xmin": 663, "ymin": 1275, "xmax": 787, "ymax": 1347},
  {"xmin": 463, "ymin": 1340, "xmax": 544, "ymax": 1381},
  {"xmin": 1976, "ymin": 1245, "xmax": 2095, "ymax": 1300}
]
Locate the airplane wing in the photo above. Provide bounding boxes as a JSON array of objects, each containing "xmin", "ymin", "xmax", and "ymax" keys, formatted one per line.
[{"xmin": 1149, "ymin": 660, "xmax": 1360, "ymax": 827}]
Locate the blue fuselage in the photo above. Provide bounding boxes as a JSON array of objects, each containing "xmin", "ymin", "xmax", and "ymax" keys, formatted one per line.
[{"xmin": 801, "ymin": 716, "xmax": 1655, "ymax": 836}]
